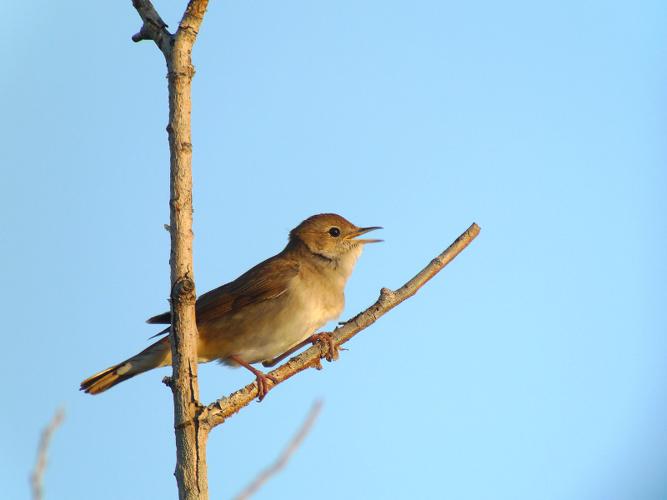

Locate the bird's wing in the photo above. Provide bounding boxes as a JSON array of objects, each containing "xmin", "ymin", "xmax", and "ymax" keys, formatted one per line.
[
  {"xmin": 146, "ymin": 255, "xmax": 300, "ymax": 327},
  {"xmin": 196, "ymin": 256, "xmax": 299, "ymax": 321}
]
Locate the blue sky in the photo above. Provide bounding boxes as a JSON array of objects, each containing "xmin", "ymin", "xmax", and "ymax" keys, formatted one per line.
[{"xmin": 2, "ymin": 1, "xmax": 666, "ymax": 499}]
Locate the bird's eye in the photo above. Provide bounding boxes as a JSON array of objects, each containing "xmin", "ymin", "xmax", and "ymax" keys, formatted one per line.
[{"xmin": 328, "ymin": 227, "xmax": 341, "ymax": 237}]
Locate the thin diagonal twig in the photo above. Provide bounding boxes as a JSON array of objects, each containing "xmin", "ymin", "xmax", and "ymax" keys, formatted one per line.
[
  {"xmin": 201, "ymin": 222, "xmax": 481, "ymax": 429},
  {"xmin": 234, "ymin": 401, "xmax": 323, "ymax": 500}
]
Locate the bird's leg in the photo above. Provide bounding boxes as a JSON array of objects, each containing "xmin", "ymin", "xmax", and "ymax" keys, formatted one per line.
[
  {"xmin": 229, "ymin": 355, "xmax": 278, "ymax": 402},
  {"xmin": 262, "ymin": 331, "xmax": 340, "ymax": 368},
  {"xmin": 261, "ymin": 341, "xmax": 309, "ymax": 368}
]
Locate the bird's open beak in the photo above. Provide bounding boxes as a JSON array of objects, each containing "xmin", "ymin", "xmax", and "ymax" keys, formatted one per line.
[{"xmin": 347, "ymin": 226, "xmax": 383, "ymax": 244}]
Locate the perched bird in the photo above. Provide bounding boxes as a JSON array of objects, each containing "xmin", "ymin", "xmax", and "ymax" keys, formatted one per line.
[{"xmin": 80, "ymin": 213, "xmax": 381, "ymax": 400}]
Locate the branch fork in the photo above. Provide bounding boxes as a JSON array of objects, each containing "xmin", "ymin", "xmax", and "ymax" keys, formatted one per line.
[{"xmin": 130, "ymin": 1, "xmax": 479, "ymax": 498}]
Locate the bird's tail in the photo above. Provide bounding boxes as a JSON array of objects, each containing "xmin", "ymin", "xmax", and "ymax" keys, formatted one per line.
[{"xmin": 80, "ymin": 337, "xmax": 172, "ymax": 395}]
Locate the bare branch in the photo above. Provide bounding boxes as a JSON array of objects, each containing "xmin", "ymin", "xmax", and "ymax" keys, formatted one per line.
[
  {"xmin": 155, "ymin": 1, "xmax": 210, "ymax": 499},
  {"xmin": 30, "ymin": 408, "xmax": 65, "ymax": 500},
  {"xmin": 233, "ymin": 401, "xmax": 323, "ymax": 500},
  {"xmin": 131, "ymin": 0, "xmax": 173, "ymax": 56},
  {"xmin": 201, "ymin": 222, "xmax": 481, "ymax": 429},
  {"xmin": 130, "ymin": 1, "xmax": 211, "ymax": 498}
]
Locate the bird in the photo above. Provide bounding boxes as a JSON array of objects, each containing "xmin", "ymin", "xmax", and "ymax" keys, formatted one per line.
[{"xmin": 80, "ymin": 213, "xmax": 381, "ymax": 400}]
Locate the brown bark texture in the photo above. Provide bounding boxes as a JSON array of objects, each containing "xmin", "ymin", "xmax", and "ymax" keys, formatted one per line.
[{"xmin": 131, "ymin": 1, "xmax": 210, "ymax": 499}]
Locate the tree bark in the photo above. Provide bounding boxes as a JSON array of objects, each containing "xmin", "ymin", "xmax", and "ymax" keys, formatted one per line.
[
  {"xmin": 131, "ymin": 1, "xmax": 210, "ymax": 499},
  {"xmin": 167, "ymin": 8, "xmax": 209, "ymax": 499}
]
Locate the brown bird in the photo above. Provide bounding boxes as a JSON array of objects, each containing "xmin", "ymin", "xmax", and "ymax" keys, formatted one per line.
[{"xmin": 80, "ymin": 213, "xmax": 381, "ymax": 400}]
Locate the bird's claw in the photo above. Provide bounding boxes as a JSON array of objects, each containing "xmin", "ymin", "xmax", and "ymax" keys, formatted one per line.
[
  {"xmin": 255, "ymin": 372, "xmax": 278, "ymax": 402},
  {"xmin": 311, "ymin": 332, "xmax": 339, "ymax": 362}
]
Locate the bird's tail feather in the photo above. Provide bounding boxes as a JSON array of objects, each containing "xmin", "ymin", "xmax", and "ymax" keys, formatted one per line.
[{"xmin": 80, "ymin": 337, "xmax": 171, "ymax": 395}]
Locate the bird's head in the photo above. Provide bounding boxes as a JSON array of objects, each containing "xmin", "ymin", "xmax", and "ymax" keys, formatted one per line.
[{"xmin": 289, "ymin": 213, "xmax": 382, "ymax": 264}]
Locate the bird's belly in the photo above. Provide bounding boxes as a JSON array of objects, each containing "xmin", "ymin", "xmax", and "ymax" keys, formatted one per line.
[
  {"xmin": 230, "ymin": 313, "xmax": 319, "ymax": 364},
  {"xmin": 198, "ymin": 287, "xmax": 342, "ymax": 365}
]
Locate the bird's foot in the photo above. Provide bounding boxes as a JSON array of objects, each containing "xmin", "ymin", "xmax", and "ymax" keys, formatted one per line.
[
  {"xmin": 230, "ymin": 354, "xmax": 279, "ymax": 401},
  {"xmin": 310, "ymin": 332, "xmax": 340, "ymax": 362},
  {"xmin": 254, "ymin": 371, "xmax": 279, "ymax": 402}
]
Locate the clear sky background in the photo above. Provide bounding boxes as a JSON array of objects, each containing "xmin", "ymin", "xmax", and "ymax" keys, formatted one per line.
[{"xmin": 2, "ymin": 1, "xmax": 666, "ymax": 499}]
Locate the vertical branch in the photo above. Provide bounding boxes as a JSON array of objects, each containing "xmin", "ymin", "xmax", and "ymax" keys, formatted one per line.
[
  {"xmin": 166, "ymin": 19, "xmax": 204, "ymax": 500},
  {"xmin": 167, "ymin": 2, "xmax": 210, "ymax": 499},
  {"xmin": 132, "ymin": 1, "xmax": 210, "ymax": 499}
]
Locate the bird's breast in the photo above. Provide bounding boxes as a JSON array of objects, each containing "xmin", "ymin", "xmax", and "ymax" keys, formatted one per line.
[{"xmin": 293, "ymin": 270, "xmax": 345, "ymax": 322}]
